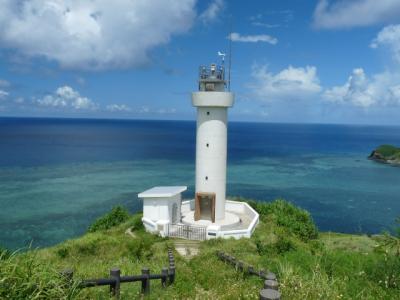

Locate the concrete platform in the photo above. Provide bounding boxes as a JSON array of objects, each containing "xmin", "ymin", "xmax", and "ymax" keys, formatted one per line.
[
  {"xmin": 179, "ymin": 199, "xmax": 260, "ymax": 239},
  {"xmin": 181, "ymin": 211, "xmax": 241, "ymax": 229}
]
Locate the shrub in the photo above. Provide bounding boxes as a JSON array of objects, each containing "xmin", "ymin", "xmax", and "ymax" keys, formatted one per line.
[
  {"xmin": 88, "ymin": 206, "xmax": 130, "ymax": 233},
  {"xmin": 249, "ymin": 199, "xmax": 318, "ymax": 241},
  {"xmin": 275, "ymin": 237, "xmax": 297, "ymax": 254},
  {"xmin": 130, "ymin": 213, "xmax": 144, "ymax": 231}
]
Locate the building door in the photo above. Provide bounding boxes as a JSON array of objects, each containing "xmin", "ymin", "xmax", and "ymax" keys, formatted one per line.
[{"xmin": 194, "ymin": 192, "xmax": 215, "ymax": 223}]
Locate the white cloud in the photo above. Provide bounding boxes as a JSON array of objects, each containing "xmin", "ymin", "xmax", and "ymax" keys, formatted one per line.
[
  {"xmin": 0, "ymin": 0, "xmax": 196, "ymax": 70},
  {"xmin": 370, "ymin": 24, "xmax": 400, "ymax": 63},
  {"xmin": 251, "ymin": 22, "xmax": 280, "ymax": 29},
  {"xmin": 0, "ymin": 90, "xmax": 9, "ymax": 100},
  {"xmin": 137, "ymin": 106, "xmax": 176, "ymax": 114},
  {"xmin": 313, "ymin": 0, "xmax": 400, "ymax": 29},
  {"xmin": 106, "ymin": 104, "xmax": 131, "ymax": 112},
  {"xmin": 323, "ymin": 68, "xmax": 400, "ymax": 107},
  {"xmin": 36, "ymin": 86, "xmax": 97, "ymax": 110},
  {"xmin": 229, "ymin": 33, "xmax": 278, "ymax": 44},
  {"xmin": 250, "ymin": 65, "xmax": 322, "ymax": 101},
  {"xmin": 199, "ymin": 0, "xmax": 224, "ymax": 24}
]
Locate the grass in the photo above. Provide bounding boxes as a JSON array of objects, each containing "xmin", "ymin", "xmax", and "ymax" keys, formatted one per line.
[
  {"xmin": 374, "ymin": 145, "xmax": 400, "ymax": 161},
  {"xmin": 1, "ymin": 199, "xmax": 399, "ymax": 299}
]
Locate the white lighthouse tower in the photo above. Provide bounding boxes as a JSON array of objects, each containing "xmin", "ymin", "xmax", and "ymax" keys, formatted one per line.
[
  {"xmin": 192, "ymin": 62, "xmax": 234, "ymax": 222},
  {"xmin": 139, "ymin": 55, "xmax": 259, "ymax": 240}
]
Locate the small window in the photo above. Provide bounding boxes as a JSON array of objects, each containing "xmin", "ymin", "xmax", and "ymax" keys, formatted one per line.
[
  {"xmin": 206, "ymin": 143, "xmax": 209, "ymax": 147},
  {"xmin": 206, "ymin": 111, "xmax": 210, "ymax": 115},
  {"xmin": 205, "ymin": 176, "xmax": 208, "ymax": 180}
]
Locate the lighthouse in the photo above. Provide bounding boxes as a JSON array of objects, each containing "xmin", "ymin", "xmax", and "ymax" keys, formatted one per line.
[
  {"xmin": 139, "ymin": 55, "xmax": 259, "ymax": 240},
  {"xmin": 192, "ymin": 62, "xmax": 234, "ymax": 222}
]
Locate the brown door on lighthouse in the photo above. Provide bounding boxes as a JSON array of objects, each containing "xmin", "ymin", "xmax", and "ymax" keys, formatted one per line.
[{"xmin": 195, "ymin": 192, "xmax": 215, "ymax": 223}]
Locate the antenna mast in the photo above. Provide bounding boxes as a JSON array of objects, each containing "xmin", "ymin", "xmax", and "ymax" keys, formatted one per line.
[{"xmin": 228, "ymin": 17, "xmax": 232, "ymax": 91}]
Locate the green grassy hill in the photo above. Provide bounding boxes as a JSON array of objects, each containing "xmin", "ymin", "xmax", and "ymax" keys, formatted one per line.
[
  {"xmin": 369, "ymin": 144, "xmax": 400, "ymax": 165},
  {"xmin": 1, "ymin": 199, "xmax": 399, "ymax": 299}
]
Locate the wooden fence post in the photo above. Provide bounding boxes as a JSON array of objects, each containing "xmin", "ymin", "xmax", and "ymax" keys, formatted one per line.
[
  {"xmin": 168, "ymin": 266, "xmax": 176, "ymax": 284},
  {"xmin": 110, "ymin": 268, "xmax": 121, "ymax": 299},
  {"xmin": 141, "ymin": 267, "xmax": 150, "ymax": 294},
  {"xmin": 259, "ymin": 288, "xmax": 281, "ymax": 300},
  {"xmin": 161, "ymin": 267, "xmax": 168, "ymax": 288},
  {"xmin": 237, "ymin": 261, "xmax": 244, "ymax": 272}
]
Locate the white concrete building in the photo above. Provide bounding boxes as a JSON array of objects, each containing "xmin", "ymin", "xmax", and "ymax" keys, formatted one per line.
[
  {"xmin": 139, "ymin": 186, "xmax": 186, "ymax": 233},
  {"xmin": 139, "ymin": 59, "xmax": 258, "ymax": 240}
]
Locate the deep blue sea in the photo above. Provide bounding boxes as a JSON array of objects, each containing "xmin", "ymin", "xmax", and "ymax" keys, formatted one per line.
[{"xmin": 1, "ymin": 117, "xmax": 400, "ymax": 249}]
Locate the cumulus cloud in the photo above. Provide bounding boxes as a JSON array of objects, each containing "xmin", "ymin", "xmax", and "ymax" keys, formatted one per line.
[
  {"xmin": 36, "ymin": 86, "xmax": 97, "ymax": 110},
  {"xmin": 106, "ymin": 104, "xmax": 131, "ymax": 112},
  {"xmin": 0, "ymin": 0, "xmax": 196, "ymax": 70},
  {"xmin": 370, "ymin": 24, "xmax": 400, "ymax": 63},
  {"xmin": 229, "ymin": 33, "xmax": 278, "ymax": 44},
  {"xmin": 323, "ymin": 68, "xmax": 400, "ymax": 107},
  {"xmin": 250, "ymin": 65, "xmax": 321, "ymax": 101},
  {"xmin": 313, "ymin": 0, "xmax": 400, "ymax": 29},
  {"xmin": 199, "ymin": 0, "xmax": 224, "ymax": 24}
]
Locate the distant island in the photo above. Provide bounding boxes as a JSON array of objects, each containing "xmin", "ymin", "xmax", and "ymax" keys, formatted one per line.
[{"xmin": 369, "ymin": 144, "xmax": 400, "ymax": 166}]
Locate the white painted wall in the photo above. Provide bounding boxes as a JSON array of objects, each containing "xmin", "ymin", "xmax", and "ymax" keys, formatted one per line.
[
  {"xmin": 143, "ymin": 194, "xmax": 181, "ymax": 223},
  {"xmin": 192, "ymin": 92, "xmax": 234, "ymax": 221}
]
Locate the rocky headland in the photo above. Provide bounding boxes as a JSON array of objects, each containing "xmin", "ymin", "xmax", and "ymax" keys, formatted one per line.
[{"xmin": 369, "ymin": 144, "xmax": 400, "ymax": 166}]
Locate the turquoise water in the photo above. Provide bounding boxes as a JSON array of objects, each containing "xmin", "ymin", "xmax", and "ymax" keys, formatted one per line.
[{"xmin": 0, "ymin": 118, "xmax": 399, "ymax": 249}]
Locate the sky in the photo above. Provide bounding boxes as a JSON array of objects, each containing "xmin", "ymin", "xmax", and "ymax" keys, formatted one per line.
[{"xmin": 1, "ymin": 0, "xmax": 400, "ymax": 125}]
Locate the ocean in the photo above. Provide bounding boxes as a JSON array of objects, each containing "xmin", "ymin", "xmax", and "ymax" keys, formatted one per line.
[{"xmin": 0, "ymin": 117, "xmax": 399, "ymax": 249}]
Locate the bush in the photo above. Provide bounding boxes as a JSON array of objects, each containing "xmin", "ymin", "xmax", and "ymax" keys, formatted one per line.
[
  {"xmin": 249, "ymin": 199, "xmax": 318, "ymax": 241},
  {"xmin": 88, "ymin": 206, "xmax": 130, "ymax": 233},
  {"xmin": 130, "ymin": 213, "xmax": 144, "ymax": 231},
  {"xmin": 275, "ymin": 237, "xmax": 297, "ymax": 254}
]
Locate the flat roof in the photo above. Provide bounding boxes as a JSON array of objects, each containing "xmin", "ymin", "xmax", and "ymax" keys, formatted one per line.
[{"xmin": 138, "ymin": 186, "xmax": 187, "ymax": 198}]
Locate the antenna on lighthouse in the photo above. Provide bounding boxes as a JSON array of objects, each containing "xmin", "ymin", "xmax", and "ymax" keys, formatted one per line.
[{"xmin": 227, "ymin": 17, "xmax": 233, "ymax": 91}]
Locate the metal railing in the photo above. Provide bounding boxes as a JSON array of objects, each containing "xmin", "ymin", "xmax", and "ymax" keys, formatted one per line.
[
  {"xmin": 199, "ymin": 65, "xmax": 225, "ymax": 81},
  {"xmin": 166, "ymin": 223, "xmax": 207, "ymax": 241},
  {"xmin": 61, "ymin": 248, "xmax": 175, "ymax": 299}
]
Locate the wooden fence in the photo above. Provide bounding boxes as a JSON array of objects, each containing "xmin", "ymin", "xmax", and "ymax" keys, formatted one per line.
[
  {"xmin": 61, "ymin": 248, "xmax": 175, "ymax": 299},
  {"xmin": 216, "ymin": 251, "xmax": 281, "ymax": 300}
]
